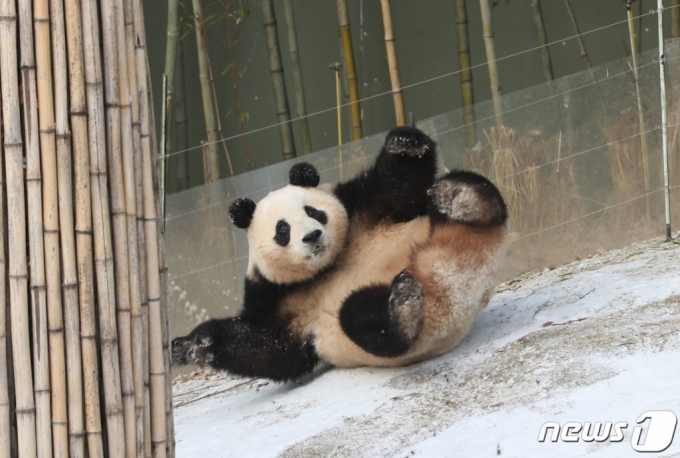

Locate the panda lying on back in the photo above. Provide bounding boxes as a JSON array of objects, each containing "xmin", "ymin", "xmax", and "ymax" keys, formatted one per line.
[{"xmin": 172, "ymin": 126, "xmax": 508, "ymax": 381}]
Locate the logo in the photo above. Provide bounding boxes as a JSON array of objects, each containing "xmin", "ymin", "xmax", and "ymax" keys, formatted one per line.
[{"xmin": 538, "ymin": 411, "xmax": 678, "ymax": 453}]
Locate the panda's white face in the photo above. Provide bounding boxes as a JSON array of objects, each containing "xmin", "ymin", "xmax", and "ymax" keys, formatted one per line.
[{"xmin": 247, "ymin": 185, "xmax": 349, "ymax": 284}]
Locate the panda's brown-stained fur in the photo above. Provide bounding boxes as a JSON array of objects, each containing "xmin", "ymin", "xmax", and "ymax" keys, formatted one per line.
[{"xmin": 172, "ymin": 126, "xmax": 509, "ymax": 381}]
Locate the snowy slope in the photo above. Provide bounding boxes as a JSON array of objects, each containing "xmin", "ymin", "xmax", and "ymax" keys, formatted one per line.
[{"xmin": 173, "ymin": 235, "xmax": 680, "ymax": 458}]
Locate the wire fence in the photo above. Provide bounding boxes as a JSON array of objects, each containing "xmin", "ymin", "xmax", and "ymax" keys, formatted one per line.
[{"xmin": 164, "ymin": 22, "xmax": 680, "ymax": 338}]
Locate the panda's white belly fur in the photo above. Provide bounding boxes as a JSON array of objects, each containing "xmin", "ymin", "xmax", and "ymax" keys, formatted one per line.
[{"xmin": 280, "ymin": 215, "xmax": 508, "ymax": 368}]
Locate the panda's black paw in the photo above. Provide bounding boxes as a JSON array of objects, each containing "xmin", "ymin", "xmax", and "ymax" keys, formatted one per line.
[
  {"xmin": 428, "ymin": 171, "xmax": 508, "ymax": 228},
  {"xmin": 384, "ymin": 126, "xmax": 435, "ymax": 158},
  {"xmin": 389, "ymin": 269, "xmax": 424, "ymax": 344},
  {"xmin": 171, "ymin": 333, "xmax": 215, "ymax": 367}
]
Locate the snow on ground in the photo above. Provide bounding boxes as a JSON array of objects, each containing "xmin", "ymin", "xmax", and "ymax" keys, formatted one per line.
[{"xmin": 173, "ymin": 235, "xmax": 680, "ymax": 458}]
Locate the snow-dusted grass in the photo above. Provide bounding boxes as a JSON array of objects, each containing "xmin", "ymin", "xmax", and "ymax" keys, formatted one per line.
[{"xmin": 173, "ymin": 235, "xmax": 680, "ymax": 457}]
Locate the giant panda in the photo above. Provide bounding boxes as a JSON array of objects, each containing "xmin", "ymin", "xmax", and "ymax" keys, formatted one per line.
[{"xmin": 172, "ymin": 126, "xmax": 508, "ymax": 381}]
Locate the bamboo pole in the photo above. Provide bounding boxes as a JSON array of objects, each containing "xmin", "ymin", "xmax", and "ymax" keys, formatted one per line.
[
  {"xmin": 380, "ymin": 0, "xmax": 406, "ymax": 126},
  {"xmin": 658, "ymin": 0, "xmax": 673, "ymax": 239},
  {"xmin": 18, "ymin": 0, "xmax": 54, "ymax": 456},
  {"xmin": 65, "ymin": 0, "xmax": 106, "ymax": 454},
  {"xmin": 262, "ymin": 0, "xmax": 297, "ymax": 160},
  {"xmin": 50, "ymin": 0, "xmax": 88, "ymax": 454},
  {"xmin": 100, "ymin": 0, "xmax": 138, "ymax": 455},
  {"xmin": 530, "ymin": 0, "xmax": 553, "ymax": 82},
  {"xmin": 0, "ymin": 2, "xmax": 38, "ymax": 456},
  {"xmin": 204, "ymin": 42, "xmax": 235, "ymax": 177},
  {"xmin": 0, "ymin": 76, "xmax": 11, "ymax": 458},
  {"xmin": 122, "ymin": 0, "xmax": 148, "ymax": 453},
  {"xmin": 33, "ymin": 0, "xmax": 71, "ymax": 455},
  {"xmin": 193, "ymin": 0, "xmax": 221, "ymax": 180},
  {"xmin": 163, "ymin": 0, "xmax": 179, "ymax": 161},
  {"xmin": 225, "ymin": 0, "xmax": 252, "ymax": 170},
  {"xmin": 479, "ymin": 0, "xmax": 503, "ymax": 127},
  {"xmin": 336, "ymin": 0, "xmax": 362, "ymax": 140},
  {"xmin": 626, "ymin": 0, "xmax": 650, "ymax": 221},
  {"xmin": 133, "ymin": 0, "xmax": 169, "ymax": 454},
  {"xmin": 283, "ymin": 0, "xmax": 312, "ymax": 153},
  {"xmin": 81, "ymin": 0, "xmax": 127, "ymax": 455},
  {"xmin": 131, "ymin": 3, "xmax": 154, "ymax": 455},
  {"xmin": 174, "ymin": 36, "xmax": 190, "ymax": 190},
  {"xmin": 455, "ymin": 0, "xmax": 477, "ymax": 148}
]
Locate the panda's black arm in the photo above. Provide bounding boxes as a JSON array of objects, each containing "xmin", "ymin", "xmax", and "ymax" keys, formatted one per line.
[
  {"xmin": 334, "ymin": 126, "xmax": 437, "ymax": 223},
  {"xmin": 171, "ymin": 317, "xmax": 319, "ymax": 382}
]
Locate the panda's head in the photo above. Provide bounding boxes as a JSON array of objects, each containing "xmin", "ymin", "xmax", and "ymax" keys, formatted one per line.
[{"xmin": 229, "ymin": 163, "xmax": 349, "ymax": 285}]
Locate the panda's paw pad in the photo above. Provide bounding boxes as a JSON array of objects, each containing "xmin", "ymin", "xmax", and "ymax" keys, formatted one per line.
[
  {"xmin": 389, "ymin": 270, "xmax": 424, "ymax": 343},
  {"xmin": 385, "ymin": 131, "xmax": 433, "ymax": 158},
  {"xmin": 172, "ymin": 334, "xmax": 215, "ymax": 367}
]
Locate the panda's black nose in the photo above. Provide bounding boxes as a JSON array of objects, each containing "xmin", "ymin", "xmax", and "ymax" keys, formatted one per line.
[{"xmin": 302, "ymin": 229, "xmax": 322, "ymax": 244}]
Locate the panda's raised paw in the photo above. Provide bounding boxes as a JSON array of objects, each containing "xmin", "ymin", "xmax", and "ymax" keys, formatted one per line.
[
  {"xmin": 171, "ymin": 333, "xmax": 215, "ymax": 367},
  {"xmin": 384, "ymin": 126, "xmax": 434, "ymax": 158},
  {"xmin": 388, "ymin": 269, "xmax": 424, "ymax": 344}
]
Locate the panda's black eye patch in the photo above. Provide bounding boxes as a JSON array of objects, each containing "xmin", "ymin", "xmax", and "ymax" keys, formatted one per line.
[
  {"xmin": 274, "ymin": 220, "xmax": 291, "ymax": 246},
  {"xmin": 304, "ymin": 206, "xmax": 327, "ymax": 225}
]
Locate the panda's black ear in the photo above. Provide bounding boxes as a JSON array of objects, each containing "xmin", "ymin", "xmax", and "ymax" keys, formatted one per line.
[
  {"xmin": 289, "ymin": 163, "xmax": 319, "ymax": 188},
  {"xmin": 229, "ymin": 197, "xmax": 256, "ymax": 229}
]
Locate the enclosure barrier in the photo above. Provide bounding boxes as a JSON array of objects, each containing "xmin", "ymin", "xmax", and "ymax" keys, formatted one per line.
[
  {"xmin": 165, "ymin": 37, "xmax": 680, "ymax": 341},
  {"xmin": 0, "ymin": 0, "xmax": 173, "ymax": 457}
]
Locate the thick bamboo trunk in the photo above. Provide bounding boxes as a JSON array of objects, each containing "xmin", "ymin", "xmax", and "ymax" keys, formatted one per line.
[
  {"xmin": 65, "ymin": 0, "xmax": 106, "ymax": 454},
  {"xmin": 530, "ymin": 0, "xmax": 553, "ymax": 82},
  {"xmin": 18, "ymin": 1, "xmax": 54, "ymax": 456},
  {"xmin": 192, "ymin": 0, "xmax": 220, "ymax": 180},
  {"xmin": 479, "ymin": 0, "xmax": 503, "ymax": 127},
  {"xmin": 0, "ymin": 68, "xmax": 11, "ymax": 458},
  {"xmin": 336, "ymin": 0, "xmax": 363, "ymax": 140},
  {"xmin": 282, "ymin": 0, "xmax": 312, "ymax": 154},
  {"xmin": 0, "ymin": 3, "xmax": 38, "ymax": 457},
  {"xmin": 455, "ymin": 0, "xmax": 477, "ymax": 148},
  {"xmin": 380, "ymin": 0, "xmax": 406, "ymax": 126},
  {"xmin": 81, "ymin": 0, "xmax": 127, "ymax": 456},
  {"xmin": 33, "ymin": 1, "xmax": 71, "ymax": 455},
  {"xmin": 174, "ymin": 37, "xmax": 190, "ymax": 190},
  {"xmin": 262, "ymin": 0, "xmax": 297, "ymax": 160},
  {"xmin": 50, "ymin": 0, "xmax": 87, "ymax": 455}
]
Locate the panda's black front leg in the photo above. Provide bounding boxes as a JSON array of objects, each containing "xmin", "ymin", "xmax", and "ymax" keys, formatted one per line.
[
  {"xmin": 339, "ymin": 270, "xmax": 424, "ymax": 358},
  {"xmin": 334, "ymin": 126, "xmax": 437, "ymax": 223},
  {"xmin": 171, "ymin": 317, "xmax": 319, "ymax": 382}
]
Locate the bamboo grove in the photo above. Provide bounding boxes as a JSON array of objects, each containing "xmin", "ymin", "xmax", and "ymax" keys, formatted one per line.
[{"xmin": 0, "ymin": 0, "xmax": 174, "ymax": 457}]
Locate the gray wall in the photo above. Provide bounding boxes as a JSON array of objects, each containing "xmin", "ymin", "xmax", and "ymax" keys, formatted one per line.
[{"xmin": 143, "ymin": 0, "xmax": 670, "ymax": 192}]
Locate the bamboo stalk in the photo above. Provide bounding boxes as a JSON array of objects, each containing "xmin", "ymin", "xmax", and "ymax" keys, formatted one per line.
[
  {"xmin": 673, "ymin": 0, "xmax": 680, "ymax": 38},
  {"xmin": 133, "ymin": 1, "xmax": 169, "ymax": 455},
  {"xmin": 262, "ymin": 0, "xmax": 297, "ymax": 160},
  {"xmin": 100, "ymin": 0, "xmax": 138, "ymax": 455},
  {"xmin": 336, "ymin": 0, "xmax": 362, "ymax": 140},
  {"xmin": 65, "ymin": 0, "xmax": 106, "ymax": 455},
  {"xmin": 283, "ymin": 0, "xmax": 312, "ymax": 153},
  {"xmin": 33, "ymin": 0, "xmax": 71, "ymax": 455},
  {"xmin": 18, "ymin": 0, "xmax": 54, "ymax": 455},
  {"xmin": 455, "ymin": 0, "xmax": 477, "ymax": 148},
  {"xmin": 0, "ymin": 2, "xmax": 38, "ymax": 456},
  {"xmin": 164, "ymin": 0, "xmax": 180, "ymax": 161},
  {"xmin": 204, "ymin": 41, "xmax": 235, "ymax": 177},
  {"xmin": 193, "ymin": 0, "xmax": 221, "ymax": 180},
  {"xmin": 479, "ymin": 0, "xmax": 503, "ymax": 127},
  {"xmin": 174, "ymin": 36, "xmax": 190, "ymax": 190},
  {"xmin": 81, "ymin": 0, "xmax": 127, "ymax": 455},
  {"xmin": 50, "ymin": 0, "xmax": 88, "ymax": 454},
  {"xmin": 530, "ymin": 0, "xmax": 553, "ymax": 82},
  {"xmin": 122, "ymin": 0, "xmax": 148, "ymax": 454},
  {"xmin": 225, "ymin": 0, "xmax": 252, "ymax": 170},
  {"xmin": 0, "ymin": 75, "xmax": 11, "ymax": 458},
  {"xmin": 380, "ymin": 0, "xmax": 406, "ymax": 126}
]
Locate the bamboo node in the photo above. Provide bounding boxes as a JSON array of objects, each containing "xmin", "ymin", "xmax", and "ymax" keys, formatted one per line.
[
  {"xmin": 39, "ymin": 128, "xmax": 56, "ymax": 135},
  {"xmin": 75, "ymin": 229, "xmax": 94, "ymax": 235},
  {"xmin": 0, "ymin": 15, "xmax": 17, "ymax": 22},
  {"xmin": 34, "ymin": 389, "xmax": 51, "ymax": 394},
  {"xmin": 62, "ymin": 282, "xmax": 79, "ymax": 289},
  {"xmin": 44, "ymin": 228, "xmax": 60, "ymax": 234},
  {"xmin": 70, "ymin": 110, "xmax": 88, "ymax": 117},
  {"xmin": 16, "ymin": 407, "xmax": 37, "ymax": 414},
  {"xmin": 4, "ymin": 141, "xmax": 24, "ymax": 148},
  {"xmin": 26, "ymin": 177, "xmax": 42, "ymax": 183},
  {"xmin": 56, "ymin": 133, "xmax": 72, "ymax": 139},
  {"xmin": 20, "ymin": 64, "xmax": 37, "ymax": 71},
  {"xmin": 30, "ymin": 284, "xmax": 48, "ymax": 291},
  {"xmin": 48, "ymin": 328, "xmax": 65, "ymax": 334},
  {"xmin": 8, "ymin": 274, "xmax": 29, "ymax": 279},
  {"xmin": 34, "ymin": 18, "xmax": 50, "ymax": 24}
]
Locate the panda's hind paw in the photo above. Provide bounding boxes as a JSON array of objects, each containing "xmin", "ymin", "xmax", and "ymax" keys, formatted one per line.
[
  {"xmin": 389, "ymin": 269, "xmax": 424, "ymax": 344},
  {"xmin": 171, "ymin": 333, "xmax": 215, "ymax": 367},
  {"xmin": 384, "ymin": 126, "xmax": 434, "ymax": 158}
]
